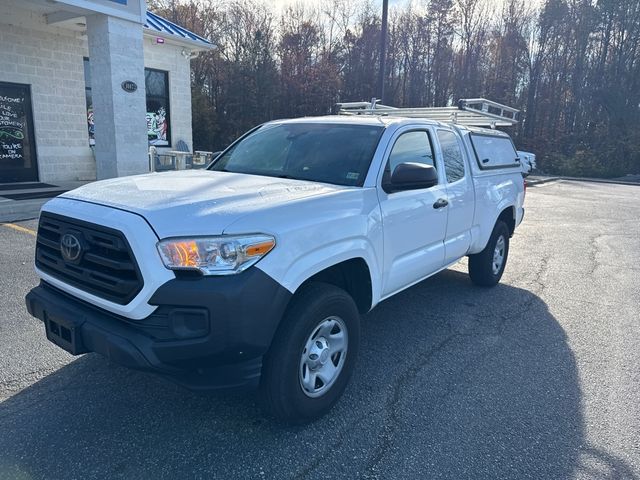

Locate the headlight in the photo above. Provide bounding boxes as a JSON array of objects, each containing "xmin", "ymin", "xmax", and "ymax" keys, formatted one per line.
[{"xmin": 157, "ymin": 234, "xmax": 276, "ymax": 275}]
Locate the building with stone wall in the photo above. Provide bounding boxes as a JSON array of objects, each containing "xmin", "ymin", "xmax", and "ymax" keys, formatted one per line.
[{"xmin": 0, "ymin": 0, "xmax": 213, "ymax": 184}]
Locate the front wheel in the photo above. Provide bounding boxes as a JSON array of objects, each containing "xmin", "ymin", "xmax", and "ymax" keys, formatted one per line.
[
  {"xmin": 468, "ymin": 220, "xmax": 510, "ymax": 287},
  {"xmin": 260, "ymin": 283, "xmax": 360, "ymax": 423}
]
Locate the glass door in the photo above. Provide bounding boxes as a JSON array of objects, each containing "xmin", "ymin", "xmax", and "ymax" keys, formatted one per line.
[{"xmin": 0, "ymin": 82, "xmax": 38, "ymax": 183}]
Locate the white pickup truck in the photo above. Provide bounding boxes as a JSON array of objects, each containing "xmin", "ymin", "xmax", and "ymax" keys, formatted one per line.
[{"xmin": 26, "ymin": 115, "xmax": 525, "ymax": 422}]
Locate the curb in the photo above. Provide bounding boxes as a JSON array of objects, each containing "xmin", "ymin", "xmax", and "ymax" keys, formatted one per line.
[
  {"xmin": 555, "ymin": 176, "xmax": 640, "ymax": 187},
  {"xmin": 0, "ymin": 181, "xmax": 87, "ymax": 223},
  {"xmin": 0, "ymin": 198, "xmax": 47, "ymax": 223},
  {"xmin": 526, "ymin": 176, "xmax": 640, "ymax": 187},
  {"xmin": 526, "ymin": 177, "xmax": 559, "ymax": 186}
]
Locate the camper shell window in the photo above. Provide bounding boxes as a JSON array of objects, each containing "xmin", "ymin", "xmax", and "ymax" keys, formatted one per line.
[{"xmin": 469, "ymin": 133, "xmax": 520, "ymax": 170}]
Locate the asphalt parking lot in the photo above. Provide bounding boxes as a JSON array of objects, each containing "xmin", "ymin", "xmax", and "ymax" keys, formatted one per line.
[{"xmin": 1, "ymin": 179, "xmax": 639, "ymax": 480}]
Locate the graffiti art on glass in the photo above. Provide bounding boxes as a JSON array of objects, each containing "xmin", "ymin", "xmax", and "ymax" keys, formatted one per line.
[
  {"xmin": 147, "ymin": 107, "xmax": 168, "ymax": 146},
  {"xmin": 87, "ymin": 106, "xmax": 95, "ymax": 145}
]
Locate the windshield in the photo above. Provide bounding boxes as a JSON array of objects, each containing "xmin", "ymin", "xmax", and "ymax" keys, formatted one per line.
[{"xmin": 209, "ymin": 123, "xmax": 384, "ymax": 186}]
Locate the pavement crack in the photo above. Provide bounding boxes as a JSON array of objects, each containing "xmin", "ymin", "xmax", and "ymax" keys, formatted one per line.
[
  {"xmin": 294, "ymin": 335, "xmax": 457, "ymax": 480},
  {"xmin": 292, "ymin": 403, "xmax": 387, "ymax": 480},
  {"xmin": 361, "ymin": 335, "xmax": 456, "ymax": 479},
  {"xmin": 361, "ymin": 254, "xmax": 554, "ymax": 478},
  {"xmin": 587, "ymin": 234, "xmax": 603, "ymax": 277}
]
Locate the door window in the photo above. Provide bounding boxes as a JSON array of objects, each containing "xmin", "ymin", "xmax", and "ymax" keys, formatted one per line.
[
  {"xmin": 437, "ymin": 130, "xmax": 466, "ymax": 183},
  {"xmin": 383, "ymin": 130, "xmax": 437, "ymax": 190},
  {"xmin": 386, "ymin": 131, "xmax": 435, "ymax": 174}
]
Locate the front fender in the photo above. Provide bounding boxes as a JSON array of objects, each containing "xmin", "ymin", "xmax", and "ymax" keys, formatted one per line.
[
  {"xmin": 264, "ymin": 237, "xmax": 382, "ymax": 305},
  {"xmin": 223, "ymin": 188, "xmax": 384, "ymax": 306}
]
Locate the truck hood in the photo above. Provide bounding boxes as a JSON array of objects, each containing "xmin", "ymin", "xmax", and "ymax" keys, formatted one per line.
[{"xmin": 61, "ymin": 170, "xmax": 345, "ymax": 238}]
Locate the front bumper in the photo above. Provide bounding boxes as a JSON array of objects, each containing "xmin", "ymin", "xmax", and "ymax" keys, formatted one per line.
[{"xmin": 26, "ymin": 268, "xmax": 292, "ymax": 391}]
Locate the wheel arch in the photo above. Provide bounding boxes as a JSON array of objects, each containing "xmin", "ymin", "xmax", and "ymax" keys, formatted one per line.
[
  {"xmin": 294, "ymin": 258, "xmax": 373, "ymax": 314},
  {"xmin": 469, "ymin": 204, "xmax": 516, "ymax": 254},
  {"xmin": 497, "ymin": 205, "xmax": 516, "ymax": 237}
]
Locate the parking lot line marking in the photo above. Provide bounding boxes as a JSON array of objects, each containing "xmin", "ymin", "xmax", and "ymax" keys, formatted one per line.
[{"xmin": 1, "ymin": 223, "xmax": 36, "ymax": 236}]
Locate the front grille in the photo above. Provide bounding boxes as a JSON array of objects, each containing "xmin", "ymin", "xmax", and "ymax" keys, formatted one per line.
[{"xmin": 35, "ymin": 212, "xmax": 144, "ymax": 305}]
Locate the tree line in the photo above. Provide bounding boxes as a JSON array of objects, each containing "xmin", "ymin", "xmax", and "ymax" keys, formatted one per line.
[{"xmin": 150, "ymin": 0, "xmax": 640, "ymax": 177}]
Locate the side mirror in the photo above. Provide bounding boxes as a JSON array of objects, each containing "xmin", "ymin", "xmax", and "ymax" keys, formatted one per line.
[{"xmin": 384, "ymin": 162, "xmax": 439, "ymax": 193}]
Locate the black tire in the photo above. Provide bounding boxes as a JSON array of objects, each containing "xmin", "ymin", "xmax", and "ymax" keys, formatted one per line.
[
  {"xmin": 260, "ymin": 282, "xmax": 360, "ymax": 423},
  {"xmin": 468, "ymin": 220, "xmax": 510, "ymax": 287}
]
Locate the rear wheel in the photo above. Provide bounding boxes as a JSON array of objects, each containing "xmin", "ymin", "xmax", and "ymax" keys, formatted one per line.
[
  {"xmin": 260, "ymin": 283, "xmax": 360, "ymax": 423},
  {"xmin": 468, "ymin": 220, "xmax": 510, "ymax": 287}
]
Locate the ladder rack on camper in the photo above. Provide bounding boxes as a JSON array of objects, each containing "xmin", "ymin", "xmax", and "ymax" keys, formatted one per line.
[{"xmin": 336, "ymin": 98, "xmax": 519, "ymax": 128}]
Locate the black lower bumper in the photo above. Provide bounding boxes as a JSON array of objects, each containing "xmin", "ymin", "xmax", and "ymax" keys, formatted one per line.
[{"xmin": 26, "ymin": 268, "xmax": 292, "ymax": 391}]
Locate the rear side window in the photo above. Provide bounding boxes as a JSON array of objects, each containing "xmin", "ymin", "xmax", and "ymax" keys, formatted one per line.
[
  {"xmin": 437, "ymin": 130, "xmax": 465, "ymax": 183},
  {"xmin": 470, "ymin": 134, "xmax": 519, "ymax": 169},
  {"xmin": 386, "ymin": 130, "xmax": 435, "ymax": 174}
]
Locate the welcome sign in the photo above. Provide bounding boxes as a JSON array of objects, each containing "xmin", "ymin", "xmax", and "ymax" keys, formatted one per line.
[
  {"xmin": 0, "ymin": 95, "xmax": 25, "ymax": 160},
  {"xmin": 0, "ymin": 82, "xmax": 37, "ymax": 183}
]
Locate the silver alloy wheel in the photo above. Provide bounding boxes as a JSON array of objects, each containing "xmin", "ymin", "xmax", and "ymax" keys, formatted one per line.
[
  {"xmin": 299, "ymin": 316, "xmax": 348, "ymax": 398},
  {"xmin": 492, "ymin": 235, "xmax": 506, "ymax": 275}
]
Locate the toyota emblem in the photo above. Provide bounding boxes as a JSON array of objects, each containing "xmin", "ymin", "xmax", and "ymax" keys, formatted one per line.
[{"xmin": 60, "ymin": 233, "xmax": 82, "ymax": 262}]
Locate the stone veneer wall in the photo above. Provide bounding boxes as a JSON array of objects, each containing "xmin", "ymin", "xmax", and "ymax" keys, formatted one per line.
[
  {"xmin": 0, "ymin": 4, "xmax": 95, "ymax": 182},
  {"xmin": 0, "ymin": 2, "xmax": 194, "ymax": 182}
]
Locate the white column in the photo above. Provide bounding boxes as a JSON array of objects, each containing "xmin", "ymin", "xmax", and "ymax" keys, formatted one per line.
[{"xmin": 86, "ymin": 14, "xmax": 148, "ymax": 179}]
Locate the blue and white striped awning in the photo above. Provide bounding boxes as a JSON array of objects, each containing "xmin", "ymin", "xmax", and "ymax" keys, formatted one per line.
[{"xmin": 145, "ymin": 11, "xmax": 214, "ymax": 51}]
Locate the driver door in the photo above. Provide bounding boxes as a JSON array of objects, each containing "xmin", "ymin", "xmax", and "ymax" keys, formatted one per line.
[{"xmin": 378, "ymin": 128, "xmax": 449, "ymax": 298}]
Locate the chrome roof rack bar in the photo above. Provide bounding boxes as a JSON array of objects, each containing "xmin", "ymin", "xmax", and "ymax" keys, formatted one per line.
[{"xmin": 336, "ymin": 98, "xmax": 519, "ymax": 128}]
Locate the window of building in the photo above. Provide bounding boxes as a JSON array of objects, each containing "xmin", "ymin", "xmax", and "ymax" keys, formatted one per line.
[
  {"xmin": 145, "ymin": 68, "xmax": 171, "ymax": 146},
  {"xmin": 83, "ymin": 58, "xmax": 94, "ymax": 146},
  {"xmin": 82, "ymin": 60, "xmax": 171, "ymax": 147},
  {"xmin": 437, "ymin": 129, "xmax": 465, "ymax": 183}
]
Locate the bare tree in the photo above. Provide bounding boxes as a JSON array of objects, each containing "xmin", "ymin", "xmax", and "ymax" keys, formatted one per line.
[{"xmin": 152, "ymin": 0, "xmax": 640, "ymax": 177}]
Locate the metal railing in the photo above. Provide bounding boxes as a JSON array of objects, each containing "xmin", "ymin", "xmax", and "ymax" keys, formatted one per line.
[
  {"xmin": 149, "ymin": 147, "xmax": 214, "ymax": 172},
  {"xmin": 336, "ymin": 98, "xmax": 519, "ymax": 128}
]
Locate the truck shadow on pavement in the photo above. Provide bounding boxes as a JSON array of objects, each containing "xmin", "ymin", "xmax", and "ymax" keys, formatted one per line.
[{"xmin": 0, "ymin": 270, "xmax": 636, "ymax": 480}]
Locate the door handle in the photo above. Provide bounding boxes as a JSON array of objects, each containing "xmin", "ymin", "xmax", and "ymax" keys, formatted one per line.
[{"xmin": 433, "ymin": 198, "xmax": 449, "ymax": 209}]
